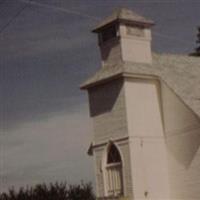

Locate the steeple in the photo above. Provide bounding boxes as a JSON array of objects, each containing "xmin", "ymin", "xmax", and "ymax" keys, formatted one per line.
[
  {"xmin": 82, "ymin": 8, "xmax": 172, "ymax": 200},
  {"xmin": 92, "ymin": 8, "xmax": 154, "ymax": 65}
]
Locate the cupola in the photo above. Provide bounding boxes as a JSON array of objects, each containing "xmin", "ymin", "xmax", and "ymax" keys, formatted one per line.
[{"xmin": 92, "ymin": 8, "xmax": 154, "ymax": 65}]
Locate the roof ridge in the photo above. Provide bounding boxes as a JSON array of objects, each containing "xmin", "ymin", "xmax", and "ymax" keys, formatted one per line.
[{"xmin": 92, "ymin": 7, "xmax": 154, "ymax": 32}]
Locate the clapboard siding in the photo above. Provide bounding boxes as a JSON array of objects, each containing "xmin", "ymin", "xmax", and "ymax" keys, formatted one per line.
[
  {"xmin": 93, "ymin": 139, "xmax": 133, "ymax": 199},
  {"xmin": 88, "ymin": 79, "xmax": 128, "ymax": 143}
]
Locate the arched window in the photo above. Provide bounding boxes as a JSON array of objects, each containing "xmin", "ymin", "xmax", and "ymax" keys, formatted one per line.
[{"xmin": 104, "ymin": 143, "xmax": 123, "ymax": 197}]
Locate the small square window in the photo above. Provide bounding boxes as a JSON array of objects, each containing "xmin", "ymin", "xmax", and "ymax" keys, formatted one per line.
[{"xmin": 100, "ymin": 25, "xmax": 117, "ymax": 43}]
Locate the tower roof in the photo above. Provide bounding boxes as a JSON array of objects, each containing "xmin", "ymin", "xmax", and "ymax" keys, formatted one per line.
[
  {"xmin": 92, "ymin": 8, "xmax": 154, "ymax": 33},
  {"xmin": 80, "ymin": 54, "xmax": 200, "ymax": 119}
]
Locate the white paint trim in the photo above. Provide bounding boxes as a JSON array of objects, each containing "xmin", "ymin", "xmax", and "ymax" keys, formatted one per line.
[
  {"xmin": 93, "ymin": 150, "xmax": 100, "ymax": 197},
  {"xmin": 92, "ymin": 136, "xmax": 129, "ymax": 149},
  {"xmin": 101, "ymin": 142, "xmax": 125, "ymax": 197}
]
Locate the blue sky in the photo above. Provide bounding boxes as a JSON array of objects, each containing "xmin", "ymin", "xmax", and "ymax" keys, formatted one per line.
[{"xmin": 1, "ymin": 0, "xmax": 200, "ymax": 192}]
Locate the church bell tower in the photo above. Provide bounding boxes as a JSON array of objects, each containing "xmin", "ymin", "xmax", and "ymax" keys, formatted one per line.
[
  {"xmin": 81, "ymin": 8, "xmax": 170, "ymax": 200},
  {"xmin": 92, "ymin": 7, "xmax": 154, "ymax": 66}
]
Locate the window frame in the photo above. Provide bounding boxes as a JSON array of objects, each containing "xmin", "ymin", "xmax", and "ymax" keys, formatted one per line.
[
  {"xmin": 98, "ymin": 24, "xmax": 119, "ymax": 44},
  {"xmin": 102, "ymin": 142, "xmax": 124, "ymax": 197}
]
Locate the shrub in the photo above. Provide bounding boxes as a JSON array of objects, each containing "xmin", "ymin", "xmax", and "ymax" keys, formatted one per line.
[{"xmin": 0, "ymin": 182, "xmax": 95, "ymax": 200}]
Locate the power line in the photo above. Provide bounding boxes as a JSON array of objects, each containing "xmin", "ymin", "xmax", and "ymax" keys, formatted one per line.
[
  {"xmin": 154, "ymin": 31, "xmax": 192, "ymax": 46},
  {"xmin": 0, "ymin": 0, "xmax": 193, "ymax": 48},
  {"xmin": 0, "ymin": 4, "xmax": 27, "ymax": 35},
  {"xmin": 0, "ymin": 0, "xmax": 99, "ymax": 35},
  {"xmin": 17, "ymin": 0, "xmax": 100, "ymax": 21},
  {"xmin": 18, "ymin": 0, "xmax": 193, "ymax": 47}
]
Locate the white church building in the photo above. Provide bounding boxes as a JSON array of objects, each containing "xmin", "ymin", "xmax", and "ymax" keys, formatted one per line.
[{"xmin": 81, "ymin": 8, "xmax": 200, "ymax": 200}]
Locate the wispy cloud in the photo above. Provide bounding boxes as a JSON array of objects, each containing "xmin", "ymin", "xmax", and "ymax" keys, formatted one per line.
[
  {"xmin": 1, "ymin": 105, "xmax": 94, "ymax": 192},
  {"xmin": 1, "ymin": 0, "xmax": 200, "ymax": 193}
]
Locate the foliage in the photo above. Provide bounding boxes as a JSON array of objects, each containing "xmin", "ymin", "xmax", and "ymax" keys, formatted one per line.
[
  {"xmin": 195, "ymin": 26, "xmax": 200, "ymax": 55},
  {"xmin": 191, "ymin": 26, "xmax": 200, "ymax": 56},
  {"xmin": 0, "ymin": 182, "xmax": 95, "ymax": 200}
]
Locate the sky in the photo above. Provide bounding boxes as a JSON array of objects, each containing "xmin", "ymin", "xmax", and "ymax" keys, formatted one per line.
[{"xmin": 1, "ymin": 0, "xmax": 200, "ymax": 193}]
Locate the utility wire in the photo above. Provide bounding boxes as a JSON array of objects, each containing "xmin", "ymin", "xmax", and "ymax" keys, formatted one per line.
[
  {"xmin": 17, "ymin": 0, "xmax": 192, "ymax": 47},
  {"xmin": 0, "ymin": 4, "xmax": 27, "ymax": 35},
  {"xmin": 154, "ymin": 31, "xmax": 192, "ymax": 46},
  {"xmin": 0, "ymin": 0, "xmax": 193, "ymax": 48},
  {"xmin": 18, "ymin": 0, "xmax": 100, "ymax": 21}
]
